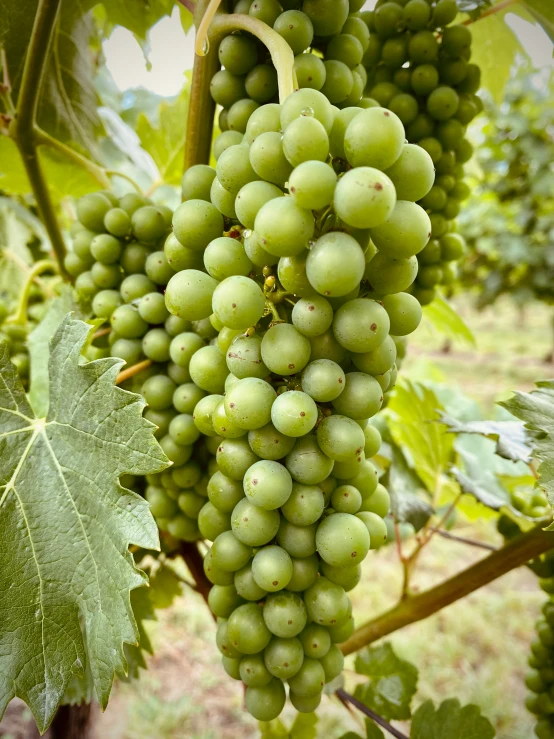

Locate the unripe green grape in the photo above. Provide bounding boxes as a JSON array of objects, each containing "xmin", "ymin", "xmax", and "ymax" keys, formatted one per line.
[
  {"xmin": 234, "ymin": 563, "xmax": 269, "ymax": 601},
  {"xmin": 235, "ymin": 182, "xmax": 283, "ymax": 231},
  {"xmin": 209, "ymin": 583, "xmax": 245, "ymax": 619},
  {"xmin": 363, "ymin": 426, "xmax": 382, "ymax": 460},
  {"xmin": 227, "ymin": 98, "xmax": 260, "ymax": 134},
  {"xmin": 252, "ymin": 545, "xmax": 293, "ymax": 593},
  {"xmin": 382, "ymin": 292, "xmax": 422, "ymax": 336},
  {"xmin": 263, "ymin": 590, "xmax": 308, "ymax": 638},
  {"xmin": 119, "ymin": 192, "xmax": 147, "ymax": 216},
  {"xmin": 365, "ymin": 253, "xmax": 418, "ymax": 294},
  {"xmin": 429, "ymin": 212, "xmax": 448, "ymax": 239},
  {"xmin": 342, "ymin": 16, "xmax": 369, "ymax": 50},
  {"xmin": 285, "ymin": 434, "xmax": 334, "ymax": 485},
  {"xmin": 218, "ymin": 34, "xmax": 258, "ymax": 75},
  {"xmin": 119, "ymin": 274, "xmax": 155, "ymax": 304},
  {"xmin": 277, "ymin": 516, "xmax": 317, "ymax": 557},
  {"xmin": 409, "ymin": 30, "xmax": 439, "ymax": 64},
  {"xmin": 440, "ymin": 233, "xmax": 466, "ymax": 262},
  {"xmin": 244, "ymin": 230, "xmax": 279, "ymax": 268},
  {"xmin": 331, "ymin": 484, "xmax": 362, "ymax": 514},
  {"xmin": 304, "ymin": 575, "xmax": 350, "ymax": 627},
  {"xmin": 182, "ymin": 164, "xmax": 216, "ymax": 202},
  {"xmin": 382, "ymin": 35, "xmax": 408, "ymax": 69},
  {"xmin": 321, "ymin": 560, "xmax": 361, "ymax": 591},
  {"xmin": 199, "ymin": 501, "xmax": 232, "ymax": 541},
  {"xmin": 261, "ymin": 322, "xmax": 311, "ymax": 376},
  {"xmin": 427, "ymin": 86, "xmax": 459, "ymax": 121},
  {"xmin": 306, "ymin": 232, "xmax": 365, "ymax": 298},
  {"xmin": 403, "ymin": 0, "xmax": 430, "ymax": 30},
  {"xmin": 384, "ymin": 144, "xmax": 435, "ymax": 204},
  {"xmin": 210, "ymin": 176, "xmax": 237, "ymax": 218},
  {"xmin": 214, "ymin": 131, "xmax": 244, "ymax": 161},
  {"xmin": 282, "ymin": 115, "xmax": 330, "ymax": 167},
  {"xmin": 294, "ymin": 53, "xmax": 326, "ymax": 91},
  {"xmin": 457, "ymin": 63, "xmax": 481, "ymax": 94},
  {"xmin": 111, "ymin": 338, "xmax": 143, "ymax": 366},
  {"xmin": 172, "ymin": 199, "xmax": 224, "ymax": 252},
  {"xmin": 249, "ymin": 131, "xmax": 292, "ymax": 186},
  {"xmin": 344, "ymin": 107, "xmax": 404, "ymax": 170},
  {"xmin": 431, "ymin": 0, "xmax": 457, "ymax": 26},
  {"xmin": 334, "ymin": 167, "xmax": 396, "ymax": 230},
  {"xmin": 288, "ymin": 161, "xmax": 337, "ymax": 211},
  {"xmin": 208, "ymin": 471, "xmax": 245, "ymax": 512},
  {"xmin": 225, "ymin": 377, "xmax": 276, "ymax": 430},
  {"xmin": 361, "ymin": 482, "xmax": 390, "ymax": 517},
  {"xmin": 300, "ymin": 624, "xmax": 331, "ymax": 659},
  {"xmin": 164, "ymin": 234, "xmax": 204, "ymax": 273},
  {"xmin": 146, "ymin": 486, "xmax": 178, "ymax": 518},
  {"xmin": 270, "ymin": 390, "xmax": 318, "ymax": 438},
  {"xmin": 371, "ymin": 200, "xmax": 431, "ymax": 259},
  {"xmin": 352, "ymin": 335, "xmax": 397, "ymax": 376},
  {"xmin": 204, "ymin": 547, "xmax": 234, "ymax": 584},
  {"xmin": 144, "ymin": 251, "xmax": 173, "ymax": 286},
  {"xmin": 247, "ymin": 423, "xmax": 296, "ymax": 460},
  {"xmin": 327, "ymin": 33, "xmax": 364, "ymax": 69},
  {"xmin": 319, "ymin": 643, "xmax": 344, "ymax": 682},
  {"xmin": 240, "ymin": 654, "xmax": 273, "ymax": 687},
  {"xmin": 455, "ymin": 138, "xmax": 473, "ymax": 163},
  {"xmin": 388, "ymin": 92, "xmax": 418, "ymax": 126},
  {"xmin": 90, "ymin": 234, "xmax": 122, "ymax": 265},
  {"xmin": 137, "ymin": 292, "xmax": 168, "ymax": 325},
  {"xmin": 212, "ymin": 275, "xmax": 265, "ymax": 331},
  {"xmin": 111, "ymin": 304, "xmax": 148, "ymax": 339},
  {"xmin": 165, "ymin": 269, "xmax": 217, "ymax": 321},
  {"xmin": 169, "ymin": 331, "xmax": 204, "ymax": 368},
  {"xmin": 286, "ymin": 554, "xmax": 319, "ymax": 592},
  {"xmin": 277, "ymin": 252, "xmax": 316, "ymax": 297},
  {"xmin": 280, "ymin": 482, "xmax": 325, "ymax": 526},
  {"xmin": 410, "ymin": 63, "xmax": 439, "ymax": 97},
  {"xmin": 316, "ymin": 511, "xmax": 370, "ymax": 566},
  {"xmin": 194, "ymin": 394, "xmax": 223, "ymax": 436},
  {"xmin": 142, "ymin": 328, "xmax": 171, "ymax": 362},
  {"xmin": 245, "ymin": 64, "xmax": 279, "ymax": 104},
  {"xmin": 419, "ymin": 184, "xmax": 447, "ymax": 210},
  {"xmin": 357, "ymin": 511, "xmax": 388, "ymax": 548},
  {"xmin": 245, "ymin": 678, "xmax": 286, "ymax": 721},
  {"xmin": 320, "ymin": 60, "xmax": 354, "ymax": 104},
  {"xmin": 442, "ymin": 24, "xmax": 472, "ymax": 58},
  {"xmin": 177, "ymin": 490, "xmax": 205, "ymax": 519},
  {"xmin": 232, "ymin": 497, "xmax": 281, "ymax": 546},
  {"xmin": 264, "ymin": 636, "xmax": 304, "ymax": 680},
  {"xmin": 290, "ymin": 691, "xmax": 322, "ymax": 713},
  {"xmin": 329, "ymin": 107, "xmax": 362, "ymax": 160},
  {"xmin": 292, "ymin": 296, "xmax": 333, "ymax": 337},
  {"xmin": 159, "ymin": 435, "xmax": 192, "ymax": 466},
  {"xmin": 173, "ymin": 382, "xmax": 205, "ymax": 414},
  {"xmin": 300, "ymin": 359, "xmax": 345, "ymax": 403},
  {"xmin": 91, "ymin": 261, "xmax": 122, "ymax": 289},
  {"xmin": 168, "ymin": 413, "xmax": 200, "ymax": 447},
  {"xmin": 216, "ymin": 620, "xmax": 241, "ymax": 660},
  {"xmin": 210, "ymin": 69, "xmax": 246, "ymax": 108},
  {"xmin": 332, "ymin": 298, "xmax": 390, "ymax": 354},
  {"xmin": 280, "ymin": 88, "xmax": 334, "ymax": 133},
  {"xmin": 212, "ymin": 530, "xmax": 253, "ymax": 573},
  {"xmin": 435, "ymin": 150, "xmax": 456, "ymax": 175},
  {"xmin": 173, "ymin": 459, "xmax": 202, "ymax": 488},
  {"xmin": 243, "ymin": 459, "xmax": 293, "ymax": 510},
  {"xmin": 226, "ymin": 334, "xmax": 269, "ymax": 380},
  {"xmin": 274, "ymin": 9, "xmax": 313, "ymax": 54},
  {"xmin": 216, "ymin": 437, "xmax": 261, "ymax": 479},
  {"xmin": 317, "ymin": 415, "xmax": 366, "ymax": 462},
  {"xmin": 255, "ymin": 197, "xmax": 314, "ymax": 257},
  {"xmin": 92, "ymin": 289, "xmax": 122, "ymax": 319},
  {"xmin": 244, "ymin": 103, "xmax": 282, "ymax": 144},
  {"xmin": 76, "ymin": 192, "xmax": 112, "ymax": 232}
]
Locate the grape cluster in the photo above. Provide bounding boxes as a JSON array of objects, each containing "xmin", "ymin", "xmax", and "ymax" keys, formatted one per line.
[
  {"xmin": 497, "ymin": 489, "xmax": 554, "ymax": 738},
  {"xmin": 164, "ymin": 78, "xmax": 438, "ymax": 717},
  {"xmin": 69, "ymin": 190, "xmax": 224, "ymax": 541},
  {"xmin": 360, "ymin": 0, "xmax": 481, "ymax": 303}
]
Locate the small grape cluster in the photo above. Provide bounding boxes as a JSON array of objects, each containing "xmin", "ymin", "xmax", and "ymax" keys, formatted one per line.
[
  {"xmin": 68, "ymin": 190, "xmax": 224, "ymax": 542},
  {"xmin": 497, "ymin": 489, "xmax": 554, "ymax": 738},
  {"xmin": 163, "ymin": 77, "xmax": 439, "ymax": 717},
  {"xmin": 361, "ymin": 0, "xmax": 481, "ymax": 303}
]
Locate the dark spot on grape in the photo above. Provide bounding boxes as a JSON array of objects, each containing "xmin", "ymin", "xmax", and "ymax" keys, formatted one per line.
[
  {"xmin": 290, "ymin": 186, "xmax": 296, "ymax": 193},
  {"xmin": 229, "ymin": 402, "xmax": 235, "ymax": 408},
  {"xmin": 221, "ymin": 426, "xmax": 226, "ymax": 431},
  {"xmin": 252, "ymin": 478, "xmax": 258, "ymax": 485},
  {"xmin": 338, "ymin": 377, "xmax": 343, "ymax": 384},
  {"xmin": 351, "ymin": 551, "xmax": 357, "ymax": 557},
  {"xmin": 243, "ymin": 517, "xmax": 249, "ymax": 522},
  {"xmin": 331, "ymin": 619, "xmax": 336, "ymax": 624},
  {"xmin": 300, "ymin": 411, "xmax": 305, "ymax": 417},
  {"xmin": 370, "ymin": 323, "xmax": 377, "ymax": 331},
  {"xmin": 273, "ymin": 580, "xmax": 278, "ymax": 586},
  {"xmin": 288, "ymin": 620, "xmax": 292, "ymax": 624},
  {"xmin": 312, "ymin": 643, "xmax": 317, "ymax": 648},
  {"xmin": 218, "ymin": 446, "xmax": 223, "ymax": 452},
  {"xmin": 374, "ymin": 183, "xmax": 383, "ymax": 191},
  {"xmin": 384, "ymin": 111, "xmax": 390, "ymax": 116},
  {"xmin": 232, "ymin": 303, "xmax": 236, "ymax": 308},
  {"xmin": 308, "ymin": 305, "xmax": 315, "ymax": 311},
  {"xmin": 284, "ymin": 661, "xmax": 289, "ymax": 666},
  {"xmin": 289, "ymin": 363, "xmax": 295, "ymax": 369},
  {"xmin": 308, "ymin": 76, "xmax": 313, "ymax": 81},
  {"xmin": 274, "ymin": 439, "xmax": 279, "ymax": 444},
  {"xmin": 246, "ymin": 668, "xmax": 251, "ymax": 673},
  {"xmin": 289, "ymin": 24, "xmax": 293, "ymax": 29}
]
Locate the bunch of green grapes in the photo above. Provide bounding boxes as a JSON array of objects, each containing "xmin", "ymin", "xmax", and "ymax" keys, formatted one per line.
[
  {"xmin": 359, "ymin": 0, "xmax": 481, "ymax": 303},
  {"xmin": 70, "ymin": 190, "xmax": 225, "ymax": 542},
  {"xmin": 166, "ymin": 83, "xmax": 438, "ymax": 718}
]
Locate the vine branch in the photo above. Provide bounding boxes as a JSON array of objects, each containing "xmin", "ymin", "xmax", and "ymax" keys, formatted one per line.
[
  {"xmin": 336, "ymin": 689, "xmax": 409, "ymax": 739},
  {"xmin": 462, "ymin": 0, "xmax": 519, "ymax": 25},
  {"xmin": 341, "ymin": 524, "xmax": 554, "ymax": 656},
  {"xmin": 8, "ymin": 0, "xmax": 69, "ymax": 279}
]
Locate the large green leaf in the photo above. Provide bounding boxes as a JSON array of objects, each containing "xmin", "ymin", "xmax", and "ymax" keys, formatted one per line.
[
  {"xmin": 439, "ymin": 414, "xmax": 532, "ymax": 463},
  {"xmin": 411, "ymin": 698, "xmax": 495, "ymax": 738},
  {"xmin": 387, "ymin": 444, "xmax": 434, "ymax": 531},
  {"xmin": 136, "ymin": 85, "xmax": 191, "ymax": 187},
  {"xmin": 0, "ymin": 317, "xmax": 168, "ymax": 731},
  {"xmin": 354, "ymin": 643, "xmax": 418, "ymax": 721},
  {"xmin": 502, "ymin": 381, "xmax": 554, "ymax": 512},
  {"xmin": 422, "ymin": 296, "xmax": 475, "ymax": 348}
]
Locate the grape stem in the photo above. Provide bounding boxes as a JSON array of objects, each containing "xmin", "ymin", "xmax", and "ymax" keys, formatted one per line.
[
  {"xmin": 341, "ymin": 523, "xmax": 554, "ymax": 656},
  {"xmin": 336, "ymin": 689, "xmax": 409, "ymax": 739},
  {"xmin": 7, "ymin": 0, "xmax": 70, "ymax": 280},
  {"xmin": 34, "ymin": 128, "xmax": 110, "ymax": 188},
  {"xmin": 462, "ymin": 0, "xmax": 518, "ymax": 26},
  {"xmin": 115, "ymin": 359, "xmax": 153, "ymax": 385},
  {"xmin": 6, "ymin": 260, "xmax": 56, "ymax": 325},
  {"xmin": 178, "ymin": 541, "xmax": 214, "ymax": 613},
  {"xmin": 429, "ymin": 527, "xmax": 497, "ymax": 551}
]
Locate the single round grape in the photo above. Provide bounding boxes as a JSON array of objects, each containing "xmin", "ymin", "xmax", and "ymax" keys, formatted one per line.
[
  {"xmin": 173, "ymin": 383, "xmax": 205, "ymax": 415},
  {"xmin": 283, "ymin": 116, "xmax": 330, "ymax": 167},
  {"xmin": 442, "ymin": 24, "xmax": 472, "ymax": 57},
  {"xmin": 365, "ymin": 253, "xmax": 418, "ymax": 294},
  {"xmin": 168, "ymin": 332, "xmax": 204, "ymax": 369},
  {"xmin": 111, "ymin": 304, "xmax": 148, "ymax": 339},
  {"xmin": 207, "ymin": 583, "xmax": 244, "ymax": 618},
  {"xmin": 343, "ymin": 16, "xmax": 369, "ymax": 49},
  {"xmin": 172, "ymin": 199, "xmax": 224, "ymax": 252},
  {"xmin": 255, "ymin": 197, "xmax": 314, "ymax": 257},
  {"xmin": 218, "ymin": 34, "xmax": 257, "ymax": 75},
  {"xmin": 188, "ymin": 345, "xmax": 228, "ymax": 393},
  {"xmin": 118, "ymin": 192, "xmax": 147, "ymax": 216},
  {"xmin": 244, "ymin": 103, "xmax": 282, "ymax": 144},
  {"xmin": 363, "ymin": 424, "xmax": 382, "ymax": 459},
  {"xmin": 144, "ymin": 251, "xmax": 174, "ymax": 286},
  {"xmin": 225, "ymin": 377, "xmax": 277, "ymax": 430},
  {"xmin": 203, "ymin": 237, "xmax": 251, "ymax": 281},
  {"xmin": 216, "ymin": 620, "xmax": 241, "ymax": 660},
  {"xmin": 226, "ymin": 334, "xmax": 269, "ymax": 380},
  {"xmin": 216, "ymin": 437, "xmax": 260, "ymax": 479},
  {"xmin": 210, "ymin": 176, "xmax": 237, "ymax": 218},
  {"xmin": 261, "ymin": 322, "xmax": 311, "ymax": 376},
  {"xmin": 333, "ymin": 371, "xmax": 383, "ymax": 419},
  {"xmin": 280, "ymin": 482, "xmax": 325, "ymax": 526},
  {"xmin": 280, "ymin": 88, "xmax": 334, "ymax": 133},
  {"xmin": 212, "ymin": 399, "xmax": 247, "ymax": 440},
  {"xmin": 274, "ymin": 9, "xmax": 313, "ymax": 54},
  {"xmin": 334, "ymin": 166, "xmax": 396, "ymax": 231},
  {"xmin": 432, "ymin": 0, "xmax": 457, "ymax": 25},
  {"xmin": 287, "ymin": 657, "xmax": 325, "ymax": 697},
  {"xmin": 92, "ymin": 289, "xmax": 121, "ymax": 319},
  {"xmin": 214, "ymin": 131, "xmax": 244, "ymax": 161},
  {"xmin": 382, "ymin": 292, "xmax": 422, "ymax": 336},
  {"xmin": 360, "ymin": 482, "xmax": 390, "ymax": 517},
  {"xmin": 91, "ymin": 262, "xmax": 122, "ymax": 289},
  {"xmin": 294, "ymin": 53, "xmax": 326, "ymax": 90},
  {"xmin": 286, "ymin": 554, "xmax": 319, "ymax": 593},
  {"xmin": 232, "ymin": 497, "xmax": 281, "ymax": 546},
  {"xmin": 308, "ymin": 329, "xmax": 349, "ymax": 365},
  {"xmin": 228, "ymin": 98, "xmax": 260, "ymax": 133},
  {"xmin": 357, "ymin": 511, "xmax": 388, "ymax": 548},
  {"xmin": 234, "ymin": 563, "xmax": 268, "ymax": 601},
  {"xmin": 164, "ymin": 233, "xmax": 204, "ymax": 273},
  {"xmin": 288, "ymin": 161, "xmax": 337, "ymax": 211},
  {"xmin": 212, "ymin": 275, "xmax": 265, "ymax": 331},
  {"xmin": 331, "ymin": 484, "xmax": 362, "ymax": 514},
  {"xmin": 110, "ymin": 337, "xmax": 141, "ymax": 366},
  {"xmin": 120, "ymin": 274, "xmax": 156, "ymax": 304},
  {"xmin": 208, "ymin": 471, "xmax": 245, "ymax": 512},
  {"xmin": 350, "ymin": 460, "xmax": 379, "ymax": 499},
  {"xmin": 249, "ymin": 131, "xmax": 293, "ymax": 186},
  {"xmin": 264, "ymin": 636, "xmax": 304, "ymax": 680},
  {"xmin": 286, "ymin": 435, "xmax": 334, "ymax": 485},
  {"xmin": 235, "ymin": 182, "xmax": 283, "ymax": 231},
  {"xmin": 218, "ymin": 326, "xmax": 243, "ymax": 356},
  {"xmin": 410, "ymin": 63, "xmax": 439, "ymax": 97},
  {"xmin": 130, "ymin": 206, "xmax": 166, "ymax": 243},
  {"xmin": 304, "ymin": 576, "xmax": 349, "ymax": 628},
  {"xmin": 165, "ymin": 269, "xmax": 217, "ymax": 321},
  {"xmin": 263, "ymin": 590, "xmax": 307, "ymax": 638},
  {"xmin": 244, "ymin": 230, "xmax": 279, "ymax": 268},
  {"xmin": 245, "ymin": 679, "xmax": 286, "ymax": 721},
  {"xmin": 173, "ymin": 460, "xmax": 201, "ymax": 488},
  {"xmin": 291, "ymin": 295, "xmax": 333, "ymax": 337},
  {"xmin": 146, "ymin": 485, "xmax": 178, "ymax": 518},
  {"xmin": 344, "ymin": 107, "xmax": 404, "ymax": 170},
  {"xmin": 302, "ymin": 0, "xmax": 349, "ymax": 36},
  {"xmin": 306, "ymin": 232, "xmax": 365, "ymax": 297},
  {"xmin": 320, "ymin": 560, "xmax": 361, "ymax": 591},
  {"xmin": 332, "ymin": 298, "xmax": 390, "ymax": 354},
  {"xmin": 240, "ymin": 654, "xmax": 273, "ymax": 688},
  {"xmin": 300, "ymin": 359, "xmax": 345, "ymax": 403},
  {"xmin": 160, "ymin": 435, "xmax": 192, "ymax": 466},
  {"xmin": 76, "ymin": 192, "xmax": 112, "ymax": 232},
  {"xmin": 320, "ymin": 643, "xmax": 344, "ymax": 682},
  {"xmin": 136, "ymin": 292, "xmax": 168, "ymax": 325},
  {"xmin": 211, "ymin": 530, "xmax": 252, "ymax": 572},
  {"xmin": 271, "ymin": 390, "xmax": 318, "ymax": 438},
  {"xmin": 384, "ymin": 144, "xmax": 435, "ymax": 203},
  {"xmin": 227, "ymin": 601, "xmax": 272, "ymax": 654},
  {"xmin": 316, "ymin": 512, "xmax": 370, "ymax": 566},
  {"xmin": 142, "ymin": 328, "xmax": 171, "ymax": 362},
  {"xmin": 210, "ymin": 69, "xmax": 246, "ymax": 108},
  {"xmin": 217, "ymin": 144, "xmax": 261, "ymax": 195},
  {"xmin": 246, "ymin": 64, "xmax": 279, "ymax": 103},
  {"xmin": 247, "ymin": 423, "xmax": 296, "ymax": 461},
  {"xmin": 243, "ymin": 459, "xmax": 293, "ymax": 510},
  {"xmin": 352, "ymin": 334, "xmax": 397, "ymax": 376},
  {"xmin": 317, "ymin": 415, "xmax": 365, "ymax": 462},
  {"xmin": 182, "ymin": 164, "xmax": 216, "ymax": 202},
  {"xmin": 427, "ymin": 86, "xmax": 460, "ymax": 121},
  {"xmin": 90, "ymin": 234, "xmax": 121, "ymax": 265},
  {"xmin": 252, "ymin": 545, "xmax": 293, "ymax": 593},
  {"xmin": 408, "ymin": 30, "xmax": 439, "ymax": 64},
  {"xmin": 177, "ymin": 490, "xmax": 205, "ymax": 520},
  {"xmin": 327, "ymin": 33, "xmax": 364, "ymax": 69},
  {"xmin": 277, "ymin": 252, "xmax": 316, "ymax": 297},
  {"xmin": 299, "ymin": 624, "xmax": 331, "ymax": 659},
  {"xmin": 277, "ymin": 519, "xmax": 317, "ymax": 559},
  {"xmin": 290, "ymin": 691, "xmax": 322, "ymax": 714},
  {"xmin": 204, "ymin": 547, "xmax": 234, "ymax": 584}
]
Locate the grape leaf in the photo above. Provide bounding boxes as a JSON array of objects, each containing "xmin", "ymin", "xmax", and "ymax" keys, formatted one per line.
[
  {"xmin": 502, "ymin": 381, "xmax": 554, "ymax": 517},
  {"xmin": 439, "ymin": 414, "xmax": 532, "ymax": 463},
  {"xmin": 290, "ymin": 712, "xmax": 318, "ymax": 739},
  {"xmin": 0, "ymin": 197, "xmax": 43, "ymax": 308},
  {"xmin": 411, "ymin": 698, "xmax": 495, "ymax": 738},
  {"xmin": 387, "ymin": 444, "xmax": 434, "ymax": 531},
  {"xmin": 354, "ymin": 643, "xmax": 418, "ymax": 721},
  {"xmin": 0, "ymin": 317, "xmax": 168, "ymax": 731},
  {"xmin": 422, "ymin": 295, "xmax": 475, "ymax": 347},
  {"xmin": 260, "ymin": 719, "xmax": 289, "ymax": 738}
]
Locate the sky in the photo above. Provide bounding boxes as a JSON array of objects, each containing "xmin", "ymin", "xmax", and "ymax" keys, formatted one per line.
[{"xmin": 102, "ymin": 4, "xmax": 554, "ymax": 97}]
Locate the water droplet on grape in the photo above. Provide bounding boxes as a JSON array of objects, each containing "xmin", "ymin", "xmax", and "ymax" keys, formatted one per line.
[{"xmin": 301, "ymin": 107, "xmax": 314, "ymax": 117}]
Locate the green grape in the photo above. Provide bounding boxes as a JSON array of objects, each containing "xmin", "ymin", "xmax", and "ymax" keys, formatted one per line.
[
  {"xmin": 212, "ymin": 530, "xmax": 253, "ymax": 573},
  {"xmin": 440, "ymin": 233, "xmax": 466, "ymax": 262},
  {"xmin": 172, "ymin": 199, "xmax": 224, "ymax": 251},
  {"xmin": 210, "ymin": 69, "xmax": 246, "ymax": 108},
  {"xmin": 299, "ymin": 624, "xmax": 331, "ymax": 659},
  {"xmin": 204, "ymin": 547, "xmax": 234, "ymax": 584},
  {"xmin": 280, "ymin": 88, "xmax": 334, "ymax": 133},
  {"xmin": 419, "ymin": 184, "xmax": 447, "ymax": 210},
  {"xmin": 249, "ymin": 131, "xmax": 293, "ymax": 186},
  {"xmin": 214, "ymin": 131, "xmax": 244, "ymax": 161},
  {"xmin": 384, "ymin": 143, "xmax": 435, "ymax": 202},
  {"xmin": 260, "ymin": 323, "xmax": 311, "ymax": 376},
  {"xmin": 270, "ymin": 390, "xmax": 318, "ymax": 437},
  {"xmin": 137, "ymin": 292, "xmax": 168, "ymax": 325},
  {"xmin": 142, "ymin": 328, "xmax": 171, "ymax": 362},
  {"xmin": 173, "ymin": 460, "xmax": 202, "ymax": 488},
  {"xmin": 146, "ymin": 485, "xmax": 178, "ymax": 518},
  {"xmin": 373, "ymin": 1, "xmax": 403, "ymax": 37},
  {"xmin": 203, "ymin": 237, "xmax": 251, "ymax": 281},
  {"xmin": 120, "ymin": 274, "xmax": 156, "ymax": 303},
  {"xmin": 218, "ymin": 34, "xmax": 258, "ymax": 75},
  {"xmin": 227, "ymin": 602, "xmax": 273, "ymax": 656},
  {"xmin": 304, "ymin": 576, "xmax": 349, "ymax": 628},
  {"xmin": 248, "ymin": 423, "xmax": 296, "ymax": 460},
  {"xmin": 290, "ymin": 691, "xmax": 322, "ymax": 713},
  {"xmin": 169, "ymin": 331, "xmax": 204, "ymax": 369},
  {"xmin": 320, "ymin": 560, "xmax": 361, "ymax": 591},
  {"xmin": 119, "ymin": 242, "xmax": 148, "ymax": 275},
  {"xmin": 178, "ymin": 490, "xmax": 205, "ymax": 519},
  {"xmin": 344, "ymin": 107, "xmax": 404, "ymax": 170},
  {"xmin": 410, "ymin": 63, "xmax": 439, "ymax": 97},
  {"xmin": 333, "ymin": 455, "xmax": 362, "ymax": 480},
  {"xmin": 306, "ymin": 232, "xmax": 365, "ymax": 297},
  {"xmin": 245, "ymin": 231, "xmax": 279, "ymax": 268},
  {"xmin": 331, "ymin": 370, "xmax": 383, "ymax": 418},
  {"xmin": 317, "ymin": 415, "xmax": 365, "ymax": 462},
  {"xmin": 243, "ymin": 459, "xmax": 293, "ymax": 509},
  {"xmin": 210, "ymin": 176, "xmax": 237, "ymax": 218},
  {"xmin": 251, "ymin": 545, "xmax": 293, "ymax": 593},
  {"xmin": 240, "ymin": 654, "xmax": 273, "ymax": 687},
  {"xmin": 90, "ymin": 234, "xmax": 122, "ymax": 265},
  {"xmin": 287, "ymin": 554, "xmax": 319, "ymax": 592},
  {"xmin": 217, "ymin": 144, "xmax": 260, "ymax": 195},
  {"xmin": 254, "ymin": 197, "xmax": 314, "ymax": 257},
  {"xmin": 457, "ymin": 63, "xmax": 481, "ymax": 94},
  {"xmin": 245, "ymin": 679, "xmax": 286, "ymax": 721},
  {"xmin": 199, "ymin": 501, "xmax": 232, "ymax": 541},
  {"xmin": 92, "ymin": 289, "xmax": 122, "ymax": 319},
  {"xmin": 263, "ymin": 590, "xmax": 308, "ymax": 637},
  {"xmin": 159, "ymin": 435, "xmax": 193, "ymax": 466},
  {"xmin": 382, "ymin": 292, "xmax": 421, "ymax": 335},
  {"xmin": 408, "ymin": 30, "xmax": 439, "ymax": 64},
  {"xmin": 320, "ymin": 643, "xmax": 344, "ymax": 682},
  {"xmin": 212, "ymin": 275, "xmax": 265, "ymax": 331},
  {"xmin": 249, "ymin": 0, "xmax": 282, "ymax": 24},
  {"xmin": 320, "ymin": 60, "xmax": 353, "ymax": 104},
  {"xmin": 144, "ymin": 251, "xmax": 174, "ymax": 286},
  {"xmin": 244, "ymin": 103, "xmax": 282, "ymax": 144},
  {"xmin": 168, "ymin": 413, "xmax": 200, "ymax": 446},
  {"xmin": 382, "ymin": 35, "xmax": 409, "ymax": 69},
  {"xmin": 289, "ymin": 656, "xmax": 327, "ymax": 697},
  {"xmin": 442, "ymin": 24, "xmax": 472, "ymax": 57},
  {"xmin": 427, "ymin": 86, "xmax": 459, "ymax": 121},
  {"xmin": 218, "ymin": 326, "xmax": 243, "ymax": 355},
  {"xmin": 288, "ymin": 161, "xmax": 337, "ymax": 211},
  {"xmin": 327, "ymin": 33, "xmax": 364, "ymax": 69},
  {"xmin": 431, "ymin": 0, "xmax": 457, "ymax": 26},
  {"xmin": 227, "ymin": 98, "xmax": 260, "ymax": 133},
  {"xmin": 217, "ymin": 620, "xmax": 241, "ymax": 660},
  {"xmin": 370, "ymin": 200, "xmax": 431, "ymax": 259},
  {"xmin": 294, "ymin": 53, "xmax": 327, "ymax": 91},
  {"xmin": 301, "ymin": 359, "xmax": 345, "ymax": 403},
  {"xmin": 329, "ymin": 107, "xmax": 362, "ymax": 160},
  {"xmin": 363, "ymin": 424, "xmax": 382, "ymax": 459},
  {"xmin": 368, "ymin": 82, "xmax": 398, "ymax": 108},
  {"xmin": 360, "ymin": 482, "xmax": 390, "ymax": 517},
  {"xmin": 225, "ymin": 377, "xmax": 276, "ymax": 430},
  {"xmin": 194, "ymin": 394, "xmax": 224, "ymax": 436},
  {"xmin": 76, "ymin": 192, "xmax": 112, "ymax": 232},
  {"xmin": 182, "ymin": 164, "xmax": 216, "ymax": 202},
  {"xmin": 226, "ymin": 334, "xmax": 269, "ymax": 380},
  {"xmin": 264, "ymin": 636, "xmax": 304, "ymax": 680},
  {"xmin": 365, "ymin": 253, "xmax": 418, "ymax": 294},
  {"xmin": 291, "ymin": 296, "xmax": 333, "ymax": 337},
  {"xmin": 403, "ymin": 0, "xmax": 430, "ymax": 29},
  {"xmin": 235, "ymin": 182, "xmax": 283, "ymax": 231},
  {"xmin": 332, "ymin": 298, "xmax": 390, "ymax": 353},
  {"xmin": 111, "ymin": 338, "xmax": 142, "ymax": 366},
  {"xmin": 235, "ymin": 563, "xmax": 269, "ymax": 601},
  {"xmin": 280, "ymin": 482, "xmax": 325, "ymax": 526},
  {"xmin": 352, "ymin": 334, "xmax": 397, "ymax": 376},
  {"xmin": 173, "ymin": 382, "xmax": 205, "ymax": 414},
  {"xmin": 208, "ymin": 471, "xmax": 245, "ymax": 512},
  {"xmin": 208, "ymin": 583, "xmax": 245, "ymax": 619},
  {"xmin": 357, "ymin": 511, "xmax": 388, "ymax": 548},
  {"xmin": 111, "ymin": 304, "xmax": 148, "ymax": 339},
  {"xmin": 245, "ymin": 64, "xmax": 279, "ymax": 104},
  {"xmin": 232, "ymin": 497, "xmax": 281, "ymax": 546},
  {"xmin": 165, "ymin": 269, "xmax": 217, "ymax": 321},
  {"xmin": 91, "ymin": 261, "xmax": 122, "ymax": 289},
  {"xmin": 331, "ymin": 484, "xmax": 362, "ymax": 514},
  {"xmin": 388, "ymin": 92, "xmax": 418, "ymax": 125},
  {"xmin": 277, "ymin": 252, "xmax": 316, "ymax": 297},
  {"xmin": 282, "ymin": 115, "xmax": 330, "ymax": 167},
  {"xmin": 285, "ymin": 434, "xmax": 334, "ymax": 485},
  {"xmin": 334, "ymin": 167, "xmax": 396, "ymax": 230},
  {"xmin": 274, "ymin": 9, "xmax": 313, "ymax": 54},
  {"xmin": 216, "ymin": 437, "xmax": 261, "ymax": 479},
  {"xmin": 119, "ymin": 192, "xmax": 147, "ymax": 216}
]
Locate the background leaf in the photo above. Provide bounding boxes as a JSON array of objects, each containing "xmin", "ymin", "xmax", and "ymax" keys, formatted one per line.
[
  {"xmin": 422, "ymin": 295, "xmax": 476, "ymax": 347},
  {"xmin": 411, "ymin": 698, "xmax": 496, "ymax": 738},
  {"xmin": 439, "ymin": 414, "xmax": 532, "ymax": 463},
  {"xmin": 354, "ymin": 643, "xmax": 418, "ymax": 721}
]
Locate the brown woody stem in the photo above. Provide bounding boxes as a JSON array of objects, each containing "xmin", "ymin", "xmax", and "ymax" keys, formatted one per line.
[{"xmin": 336, "ymin": 689, "xmax": 409, "ymax": 739}]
